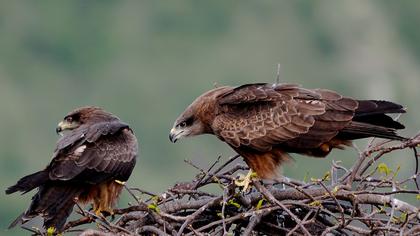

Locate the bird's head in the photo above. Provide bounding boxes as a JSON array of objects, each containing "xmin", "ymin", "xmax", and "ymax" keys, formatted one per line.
[
  {"xmin": 169, "ymin": 86, "xmax": 231, "ymax": 143},
  {"xmin": 56, "ymin": 106, "xmax": 119, "ymax": 135},
  {"xmin": 169, "ymin": 104, "xmax": 205, "ymax": 143}
]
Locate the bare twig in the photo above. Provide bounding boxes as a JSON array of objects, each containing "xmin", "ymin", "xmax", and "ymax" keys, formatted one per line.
[{"xmin": 275, "ymin": 63, "xmax": 281, "ymax": 84}]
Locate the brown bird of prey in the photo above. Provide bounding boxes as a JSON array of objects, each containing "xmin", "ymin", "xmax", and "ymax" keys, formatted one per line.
[
  {"xmin": 6, "ymin": 106, "xmax": 138, "ymax": 233},
  {"xmin": 170, "ymin": 83, "xmax": 405, "ymax": 179}
]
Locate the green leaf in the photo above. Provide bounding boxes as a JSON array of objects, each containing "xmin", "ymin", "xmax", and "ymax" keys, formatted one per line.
[
  {"xmin": 227, "ymin": 199, "xmax": 241, "ymax": 208},
  {"xmin": 309, "ymin": 200, "xmax": 322, "ymax": 207},
  {"xmin": 400, "ymin": 212, "xmax": 407, "ymax": 222},
  {"xmin": 378, "ymin": 163, "xmax": 391, "ymax": 175},
  {"xmin": 151, "ymin": 195, "xmax": 159, "ymax": 203},
  {"xmin": 331, "ymin": 185, "xmax": 339, "ymax": 194},
  {"xmin": 147, "ymin": 203, "xmax": 160, "ymax": 213},
  {"xmin": 256, "ymin": 198, "xmax": 265, "ymax": 210},
  {"xmin": 323, "ymin": 171, "xmax": 331, "ymax": 181},
  {"xmin": 392, "ymin": 165, "xmax": 401, "ymax": 178}
]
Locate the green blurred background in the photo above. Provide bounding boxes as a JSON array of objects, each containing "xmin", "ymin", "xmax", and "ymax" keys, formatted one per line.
[{"xmin": 1, "ymin": 1, "xmax": 420, "ymax": 235}]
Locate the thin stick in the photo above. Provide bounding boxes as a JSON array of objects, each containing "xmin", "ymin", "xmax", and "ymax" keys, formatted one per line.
[
  {"xmin": 275, "ymin": 63, "xmax": 281, "ymax": 84},
  {"xmin": 21, "ymin": 226, "xmax": 45, "ymax": 236},
  {"xmin": 176, "ymin": 196, "xmax": 223, "ymax": 236},
  {"xmin": 253, "ymin": 181, "xmax": 311, "ymax": 236},
  {"xmin": 124, "ymin": 184, "xmax": 141, "ymax": 205}
]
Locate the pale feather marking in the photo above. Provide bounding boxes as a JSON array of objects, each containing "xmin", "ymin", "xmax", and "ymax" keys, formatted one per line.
[{"xmin": 74, "ymin": 145, "xmax": 87, "ymax": 156}]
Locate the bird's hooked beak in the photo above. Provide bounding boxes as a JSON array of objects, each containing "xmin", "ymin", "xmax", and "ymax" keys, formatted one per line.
[
  {"xmin": 169, "ymin": 127, "xmax": 184, "ymax": 143},
  {"xmin": 56, "ymin": 120, "xmax": 79, "ymax": 136}
]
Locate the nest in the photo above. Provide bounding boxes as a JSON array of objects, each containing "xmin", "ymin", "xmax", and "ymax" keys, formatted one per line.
[{"xmin": 26, "ymin": 136, "xmax": 420, "ymax": 236}]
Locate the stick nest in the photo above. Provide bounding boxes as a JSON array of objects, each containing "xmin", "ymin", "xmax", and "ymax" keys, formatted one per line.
[{"xmin": 30, "ymin": 136, "xmax": 420, "ymax": 236}]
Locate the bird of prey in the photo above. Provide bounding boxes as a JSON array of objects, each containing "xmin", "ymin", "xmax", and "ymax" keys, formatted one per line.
[
  {"xmin": 170, "ymin": 83, "xmax": 406, "ymax": 179},
  {"xmin": 6, "ymin": 106, "xmax": 138, "ymax": 233}
]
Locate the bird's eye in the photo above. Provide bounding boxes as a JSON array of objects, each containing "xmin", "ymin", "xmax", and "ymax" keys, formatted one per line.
[
  {"xmin": 65, "ymin": 116, "xmax": 73, "ymax": 123},
  {"xmin": 179, "ymin": 122, "xmax": 187, "ymax": 128}
]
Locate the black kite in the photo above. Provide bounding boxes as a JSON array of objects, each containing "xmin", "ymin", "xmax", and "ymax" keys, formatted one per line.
[
  {"xmin": 6, "ymin": 106, "xmax": 138, "ymax": 233},
  {"xmin": 169, "ymin": 83, "xmax": 405, "ymax": 178}
]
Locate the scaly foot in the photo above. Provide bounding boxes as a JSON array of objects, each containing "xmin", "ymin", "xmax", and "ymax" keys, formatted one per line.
[
  {"xmin": 235, "ymin": 169, "xmax": 257, "ymax": 192},
  {"xmin": 94, "ymin": 206, "xmax": 114, "ymax": 218}
]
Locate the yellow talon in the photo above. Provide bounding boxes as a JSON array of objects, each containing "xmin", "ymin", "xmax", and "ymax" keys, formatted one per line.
[
  {"xmin": 94, "ymin": 208, "xmax": 102, "ymax": 217},
  {"xmin": 114, "ymin": 180, "xmax": 126, "ymax": 185},
  {"xmin": 320, "ymin": 143, "xmax": 330, "ymax": 152},
  {"xmin": 46, "ymin": 227, "xmax": 56, "ymax": 236},
  {"xmin": 94, "ymin": 206, "xmax": 114, "ymax": 217},
  {"xmin": 235, "ymin": 170, "xmax": 256, "ymax": 192}
]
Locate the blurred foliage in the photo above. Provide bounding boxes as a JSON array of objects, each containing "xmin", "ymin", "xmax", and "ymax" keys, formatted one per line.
[{"xmin": 1, "ymin": 1, "xmax": 420, "ymax": 235}]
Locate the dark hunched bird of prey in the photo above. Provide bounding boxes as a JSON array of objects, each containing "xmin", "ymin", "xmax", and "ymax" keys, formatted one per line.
[
  {"xmin": 170, "ymin": 83, "xmax": 406, "ymax": 180},
  {"xmin": 6, "ymin": 106, "xmax": 138, "ymax": 233}
]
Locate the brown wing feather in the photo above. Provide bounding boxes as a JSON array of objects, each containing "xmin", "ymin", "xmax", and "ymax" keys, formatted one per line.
[
  {"xmin": 285, "ymin": 89, "xmax": 358, "ymax": 149},
  {"xmin": 49, "ymin": 122, "xmax": 137, "ymax": 183},
  {"xmin": 213, "ymin": 83, "xmax": 330, "ymax": 152},
  {"xmin": 213, "ymin": 83, "xmax": 363, "ymax": 152}
]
